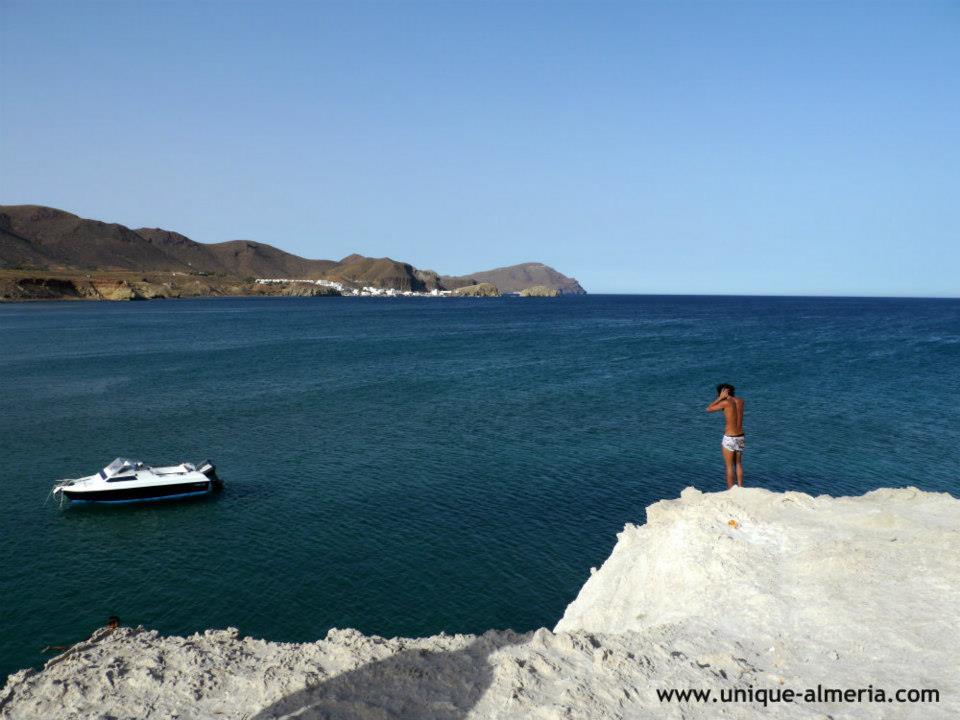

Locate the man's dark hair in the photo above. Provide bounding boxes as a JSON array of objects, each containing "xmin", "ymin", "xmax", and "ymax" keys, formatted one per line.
[
  {"xmin": 717, "ymin": 383, "xmax": 736, "ymax": 396},
  {"xmin": 107, "ymin": 615, "xmax": 120, "ymax": 627}
]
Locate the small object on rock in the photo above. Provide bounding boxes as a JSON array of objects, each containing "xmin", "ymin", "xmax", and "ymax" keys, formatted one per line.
[{"xmin": 728, "ymin": 519, "xmax": 739, "ymax": 528}]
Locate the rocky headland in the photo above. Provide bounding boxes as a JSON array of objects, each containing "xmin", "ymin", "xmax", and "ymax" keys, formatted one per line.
[
  {"xmin": 442, "ymin": 263, "xmax": 585, "ymax": 296},
  {"xmin": 2, "ymin": 486, "xmax": 956, "ymax": 719}
]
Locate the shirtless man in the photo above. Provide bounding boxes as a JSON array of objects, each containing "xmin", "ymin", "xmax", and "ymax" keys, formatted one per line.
[{"xmin": 706, "ymin": 383, "xmax": 745, "ymax": 489}]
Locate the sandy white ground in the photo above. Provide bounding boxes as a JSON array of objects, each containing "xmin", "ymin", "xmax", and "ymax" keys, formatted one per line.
[{"xmin": 2, "ymin": 486, "xmax": 957, "ymax": 719}]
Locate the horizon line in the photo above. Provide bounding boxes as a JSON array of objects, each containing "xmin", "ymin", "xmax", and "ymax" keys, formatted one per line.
[{"xmin": 579, "ymin": 292, "xmax": 960, "ymax": 300}]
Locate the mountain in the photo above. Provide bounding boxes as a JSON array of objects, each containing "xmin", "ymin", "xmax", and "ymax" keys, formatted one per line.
[
  {"xmin": 0, "ymin": 213, "xmax": 50, "ymax": 269},
  {"xmin": 135, "ymin": 228, "xmax": 233, "ymax": 275},
  {"xmin": 1, "ymin": 205, "xmax": 191, "ymax": 272},
  {"xmin": 443, "ymin": 262, "xmax": 586, "ymax": 295},
  {"xmin": 0, "ymin": 205, "xmax": 586, "ymax": 295},
  {"xmin": 203, "ymin": 241, "xmax": 338, "ymax": 279}
]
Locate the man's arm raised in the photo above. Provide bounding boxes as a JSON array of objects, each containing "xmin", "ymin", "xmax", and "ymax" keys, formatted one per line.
[
  {"xmin": 706, "ymin": 389, "xmax": 729, "ymax": 413},
  {"xmin": 706, "ymin": 398, "xmax": 728, "ymax": 413}
]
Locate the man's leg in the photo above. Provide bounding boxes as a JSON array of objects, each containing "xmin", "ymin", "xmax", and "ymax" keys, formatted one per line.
[
  {"xmin": 722, "ymin": 447, "xmax": 736, "ymax": 489},
  {"xmin": 735, "ymin": 451, "xmax": 744, "ymax": 487}
]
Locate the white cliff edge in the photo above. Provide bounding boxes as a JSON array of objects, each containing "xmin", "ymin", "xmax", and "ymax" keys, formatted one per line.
[{"xmin": 2, "ymin": 486, "xmax": 958, "ymax": 719}]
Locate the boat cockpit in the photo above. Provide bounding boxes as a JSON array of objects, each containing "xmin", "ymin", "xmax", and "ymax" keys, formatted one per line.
[{"xmin": 99, "ymin": 458, "xmax": 142, "ymax": 480}]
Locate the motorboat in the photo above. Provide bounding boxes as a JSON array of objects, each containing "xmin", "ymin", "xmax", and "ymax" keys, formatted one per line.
[{"xmin": 52, "ymin": 458, "xmax": 221, "ymax": 504}]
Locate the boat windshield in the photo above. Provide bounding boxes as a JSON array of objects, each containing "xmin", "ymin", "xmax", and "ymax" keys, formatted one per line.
[{"xmin": 100, "ymin": 457, "xmax": 133, "ymax": 478}]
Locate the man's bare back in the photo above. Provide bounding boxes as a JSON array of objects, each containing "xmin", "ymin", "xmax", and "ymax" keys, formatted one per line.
[
  {"xmin": 721, "ymin": 395, "xmax": 744, "ymax": 436},
  {"xmin": 706, "ymin": 384, "xmax": 745, "ymax": 488}
]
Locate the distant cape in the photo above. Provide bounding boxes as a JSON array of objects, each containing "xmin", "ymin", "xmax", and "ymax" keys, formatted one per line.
[
  {"xmin": 442, "ymin": 263, "xmax": 585, "ymax": 295},
  {"xmin": 0, "ymin": 204, "xmax": 586, "ymax": 295}
]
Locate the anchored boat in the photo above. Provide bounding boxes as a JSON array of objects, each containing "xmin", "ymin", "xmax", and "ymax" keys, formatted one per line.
[{"xmin": 52, "ymin": 458, "xmax": 221, "ymax": 504}]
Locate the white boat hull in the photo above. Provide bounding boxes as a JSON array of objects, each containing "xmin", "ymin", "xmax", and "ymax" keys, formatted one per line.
[{"xmin": 54, "ymin": 460, "xmax": 221, "ymax": 503}]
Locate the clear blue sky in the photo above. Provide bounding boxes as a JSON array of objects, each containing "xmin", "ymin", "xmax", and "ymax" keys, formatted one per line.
[{"xmin": 1, "ymin": 1, "xmax": 957, "ymax": 295}]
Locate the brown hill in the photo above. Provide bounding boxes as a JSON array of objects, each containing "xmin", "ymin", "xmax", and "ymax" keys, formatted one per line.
[
  {"xmin": 139, "ymin": 229, "xmax": 341, "ymax": 279},
  {"xmin": 1, "ymin": 205, "xmax": 191, "ymax": 272},
  {"xmin": 0, "ymin": 205, "xmax": 586, "ymax": 295},
  {"xmin": 203, "ymin": 240, "xmax": 336, "ymax": 279},
  {"xmin": 135, "ymin": 227, "xmax": 232, "ymax": 275},
  {"xmin": 0, "ymin": 206, "xmax": 425, "ymax": 286},
  {"xmin": 0, "ymin": 213, "xmax": 50, "ymax": 269},
  {"xmin": 443, "ymin": 262, "xmax": 585, "ymax": 295}
]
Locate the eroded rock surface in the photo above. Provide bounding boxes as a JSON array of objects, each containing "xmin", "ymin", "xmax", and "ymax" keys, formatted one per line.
[
  {"xmin": 519, "ymin": 285, "xmax": 560, "ymax": 297},
  {"xmin": 452, "ymin": 283, "xmax": 501, "ymax": 297}
]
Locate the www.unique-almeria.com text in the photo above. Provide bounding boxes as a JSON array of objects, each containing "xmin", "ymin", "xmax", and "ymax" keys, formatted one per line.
[{"xmin": 657, "ymin": 684, "xmax": 940, "ymax": 707}]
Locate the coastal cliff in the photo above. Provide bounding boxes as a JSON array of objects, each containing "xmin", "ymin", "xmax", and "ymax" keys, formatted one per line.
[{"xmin": 3, "ymin": 487, "xmax": 957, "ymax": 719}]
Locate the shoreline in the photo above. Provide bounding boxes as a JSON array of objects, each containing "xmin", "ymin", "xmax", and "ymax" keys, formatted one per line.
[
  {"xmin": 4, "ymin": 486, "xmax": 957, "ymax": 719},
  {"xmin": 0, "ymin": 271, "xmax": 572, "ymax": 302}
]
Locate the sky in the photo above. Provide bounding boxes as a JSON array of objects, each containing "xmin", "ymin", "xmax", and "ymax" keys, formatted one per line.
[{"xmin": 1, "ymin": 1, "xmax": 957, "ymax": 296}]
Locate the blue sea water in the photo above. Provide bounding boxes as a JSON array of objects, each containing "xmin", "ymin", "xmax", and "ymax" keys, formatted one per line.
[{"xmin": 1, "ymin": 295, "xmax": 958, "ymax": 680}]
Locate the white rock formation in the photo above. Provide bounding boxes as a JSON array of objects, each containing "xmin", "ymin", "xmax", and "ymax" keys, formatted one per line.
[{"xmin": 3, "ymin": 487, "xmax": 958, "ymax": 719}]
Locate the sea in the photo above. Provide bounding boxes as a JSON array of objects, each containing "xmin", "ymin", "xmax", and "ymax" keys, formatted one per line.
[{"xmin": 1, "ymin": 295, "xmax": 958, "ymax": 680}]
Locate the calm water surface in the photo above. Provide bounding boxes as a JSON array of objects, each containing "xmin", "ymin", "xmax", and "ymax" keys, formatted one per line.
[{"xmin": 1, "ymin": 295, "xmax": 958, "ymax": 679}]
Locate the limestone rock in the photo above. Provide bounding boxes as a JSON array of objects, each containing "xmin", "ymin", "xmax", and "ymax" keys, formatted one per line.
[
  {"xmin": 3, "ymin": 487, "xmax": 957, "ymax": 719},
  {"xmin": 91, "ymin": 281, "xmax": 145, "ymax": 301},
  {"xmin": 519, "ymin": 285, "xmax": 560, "ymax": 297},
  {"xmin": 452, "ymin": 282, "xmax": 500, "ymax": 297}
]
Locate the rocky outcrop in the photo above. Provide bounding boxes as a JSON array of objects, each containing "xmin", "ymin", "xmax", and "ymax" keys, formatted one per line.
[
  {"xmin": 0, "ymin": 277, "xmax": 87, "ymax": 300},
  {"xmin": 452, "ymin": 282, "xmax": 501, "ymax": 297},
  {"xmin": 519, "ymin": 285, "xmax": 560, "ymax": 297},
  {"xmin": 0, "ymin": 277, "xmax": 170, "ymax": 301},
  {"xmin": 253, "ymin": 282, "xmax": 341, "ymax": 297},
  {"xmin": 414, "ymin": 268, "xmax": 444, "ymax": 291},
  {"xmin": 3, "ymin": 487, "xmax": 957, "ymax": 719},
  {"xmin": 327, "ymin": 254, "xmax": 429, "ymax": 292},
  {"xmin": 92, "ymin": 281, "xmax": 148, "ymax": 301}
]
